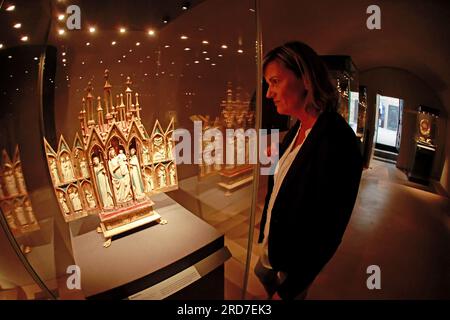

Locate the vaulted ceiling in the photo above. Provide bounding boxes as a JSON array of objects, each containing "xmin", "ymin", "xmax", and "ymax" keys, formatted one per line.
[{"xmin": 1, "ymin": 0, "xmax": 449, "ymax": 114}]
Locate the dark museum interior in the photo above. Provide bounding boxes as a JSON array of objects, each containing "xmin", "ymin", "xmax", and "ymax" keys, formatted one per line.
[{"xmin": 0, "ymin": 0, "xmax": 448, "ymax": 300}]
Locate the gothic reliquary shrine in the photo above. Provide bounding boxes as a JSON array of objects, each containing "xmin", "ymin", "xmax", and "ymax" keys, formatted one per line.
[
  {"xmin": 0, "ymin": 146, "xmax": 39, "ymax": 251},
  {"xmin": 191, "ymin": 82, "xmax": 255, "ymax": 195},
  {"xmin": 43, "ymin": 71, "xmax": 178, "ymax": 247}
]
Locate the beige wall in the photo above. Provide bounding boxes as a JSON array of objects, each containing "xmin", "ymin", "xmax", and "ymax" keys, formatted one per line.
[{"xmin": 360, "ymin": 67, "xmax": 447, "ymax": 181}]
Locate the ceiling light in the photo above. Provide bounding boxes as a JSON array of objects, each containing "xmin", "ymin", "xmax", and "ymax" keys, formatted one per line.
[
  {"xmin": 119, "ymin": 27, "xmax": 126, "ymax": 33},
  {"xmin": 34, "ymin": 57, "xmax": 38, "ymax": 61},
  {"xmin": 136, "ymin": 42, "xmax": 140, "ymax": 46},
  {"xmin": 148, "ymin": 29, "xmax": 155, "ymax": 36},
  {"xmin": 202, "ymin": 51, "xmax": 207, "ymax": 54},
  {"xmin": 164, "ymin": 45, "xmax": 170, "ymax": 48},
  {"xmin": 237, "ymin": 49, "xmax": 243, "ymax": 53},
  {"xmin": 218, "ymin": 54, "xmax": 223, "ymax": 57},
  {"xmin": 194, "ymin": 60, "xmax": 199, "ymax": 64},
  {"xmin": 62, "ymin": 58, "xmax": 66, "ymax": 63},
  {"xmin": 211, "ymin": 63, "xmax": 216, "ymax": 66},
  {"xmin": 62, "ymin": 52, "xmax": 66, "ymax": 56},
  {"xmin": 182, "ymin": 2, "xmax": 190, "ymax": 10},
  {"xmin": 205, "ymin": 57, "xmax": 210, "ymax": 60},
  {"xmin": 86, "ymin": 42, "xmax": 90, "ymax": 46},
  {"xmin": 21, "ymin": 36, "xmax": 29, "ymax": 42},
  {"xmin": 13, "ymin": 23, "xmax": 21, "ymax": 29},
  {"xmin": 6, "ymin": 5, "xmax": 15, "ymax": 11},
  {"xmin": 111, "ymin": 41, "xmax": 116, "ymax": 45},
  {"xmin": 58, "ymin": 29, "xmax": 65, "ymax": 35},
  {"xmin": 89, "ymin": 27, "xmax": 96, "ymax": 33},
  {"xmin": 221, "ymin": 45, "xmax": 228, "ymax": 49},
  {"xmin": 0, "ymin": 44, "xmax": 3, "ymax": 49},
  {"xmin": 202, "ymin": 40, "xmax": 209, "ymax": 44},
  {"xmin": 58, "ymin": 14, "xmax": 65, "ymax": 21},
  {"xmin": 184, "ymin": 47, "xmax": 191, "ymax": 51},
  {"xmin": 180, "ymin": 35, "xmax": 188, "ymax": 40}
]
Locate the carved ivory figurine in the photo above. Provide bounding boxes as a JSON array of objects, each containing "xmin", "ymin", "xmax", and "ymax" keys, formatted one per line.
[
  {"xmin": 142, "ymin": 145, "xmax": 150, "ymax": 165},
  {"xmin": 156, "ymin": 165, "xmax": 167, "ymax": 188},
  {"xmin": 4, "ymin": 168, "xmax": 19, "ymax": 197},
  {"xmin": 169, "ymin": 163, "xmax": 176, "ymax": 186},
  {"xmin": 84, "ymin": 188, "xmax": 97, "ymax": 208},
  {"xmin": 129, "ymin": 148, "xmax": 145, "ymax": 199},
  {"xmin": 14, "ymin": 167, "xmax": 27, "ymax": 195},
  {"xmin": 144, "ymin": 169, "xmax": 154, "ymax": 192},
  {"xmin": 79, "ymin": 156, "xmax": 90, "ymax": 179},
  {"xmin": 58, "ymin": 192, "xmax": 70, "ymax": 214},
  {"xmin": 108, "ymin": 148, "xmax": 132, "ymax": 204},
  {"xmin": 61, "ymin": 155, "xmax": 75, "ymax": 182},
  {"xmin": 49, "ymin": 158, "xmax": 61, "ymax": 185},
  {"xmin": 69, "ymin": 188, "xmax": 83, "ymax": 212},
  {"xmin": 24, "ymin": 199, "xmax": 36, "ymax": 224},
  {"xmin": 152, "ymin": 136, "xmax": 166, "ymax": 162},
  {"xmin": 93, "ymin": 156, "xmax": 114, "ymax": 208}
]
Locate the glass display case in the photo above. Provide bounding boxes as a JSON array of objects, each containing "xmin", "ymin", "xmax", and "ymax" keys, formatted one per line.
[
  {"xmin": 321, "ymin": 55, "xmax": 359, "ymax": 132},
  {"xmin": 408, "ymin": 105, "xmax": 440, "ymax": 184},
  {"xmin": 1, "ymin": 0, "xmax": 261, "ymax": 300},
  {"xmin": 357, "ymin": 85, "xmax": 368, "ymax": 142}
]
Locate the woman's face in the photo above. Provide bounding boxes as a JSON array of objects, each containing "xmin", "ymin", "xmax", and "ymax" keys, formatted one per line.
[{"xmin": 264, "ymin": 59, "xmax": 308, "ymax": 116}]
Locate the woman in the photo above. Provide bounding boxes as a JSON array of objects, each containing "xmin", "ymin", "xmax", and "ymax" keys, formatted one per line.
[{"xmin": 256, "ymin": 41, "xmax": 363, "ymax": 300}]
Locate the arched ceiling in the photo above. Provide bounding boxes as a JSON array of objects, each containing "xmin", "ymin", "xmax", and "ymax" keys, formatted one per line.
[
  {"xmin": 260, "ymin": 0, "xmax": 450, "ymax": 115},
  {"xmin": 1, "ymin": 0, "xmax": 449, "ymax": 114}
]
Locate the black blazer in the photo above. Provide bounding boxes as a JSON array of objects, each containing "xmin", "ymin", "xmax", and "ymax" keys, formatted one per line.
[{"xmin": 258, "ymin": 111, "xmax": 363, "ymax": 299}]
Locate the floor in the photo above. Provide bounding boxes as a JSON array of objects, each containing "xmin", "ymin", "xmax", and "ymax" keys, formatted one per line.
[
  {"xmin": 221, "ymin": 160, "xmax": 449, "ymax": 300},
  {"xmin": 2, "ymin": 160, "xmax": 448, "ymax": 300}
]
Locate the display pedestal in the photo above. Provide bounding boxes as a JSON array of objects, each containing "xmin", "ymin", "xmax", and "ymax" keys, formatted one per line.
[
  {"xmin": 218, "ymin": 164, "xmax": 253, "ymax": 195},
  {"xmin": 70, "ymin": 193, "xmax": 231, "ymax": 299},
  {"xmin": 97, "ymin": 199, "xmax": 162, "ymax": 248},
  {"xmin": 408, "ymin": 143, "xmax": 435, "ymax": 185}
]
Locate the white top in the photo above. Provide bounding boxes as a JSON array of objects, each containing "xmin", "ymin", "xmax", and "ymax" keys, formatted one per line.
[{"xmin": 260, "ymin": 124, "xmax": 312, "ymax": 269}]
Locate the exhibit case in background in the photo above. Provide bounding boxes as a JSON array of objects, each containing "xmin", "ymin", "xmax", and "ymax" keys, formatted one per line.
[
  {"xmin": 0, "ymin": 0, "xmax": 265, "ymax": 299},
  {"xmin": 408, "ymin": 105, "xmax": 440, "ymax": 185}
]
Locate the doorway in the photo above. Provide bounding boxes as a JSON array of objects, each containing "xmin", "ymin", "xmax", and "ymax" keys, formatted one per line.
[{"xmin": 374, "ymin": 94, "xmax": 404, "ymax": 163}]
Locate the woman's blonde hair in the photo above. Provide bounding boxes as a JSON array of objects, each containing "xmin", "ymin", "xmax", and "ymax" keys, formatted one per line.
[{"xmin": 263, "ymin": 41, "xmax": 338, "ymax": 115}]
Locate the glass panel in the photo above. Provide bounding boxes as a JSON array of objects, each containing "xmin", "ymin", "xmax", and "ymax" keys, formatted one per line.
[
  {"xmin": 1, "ymin": 0, "xmax": 259, "ymax": 300},
  {"xmin": 0, "ymin": 1, "xmax": 58, "ymax": 299},
  {"xmin": 44, "ymin": 0, "xmax": 258, "ymax": 299}
]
